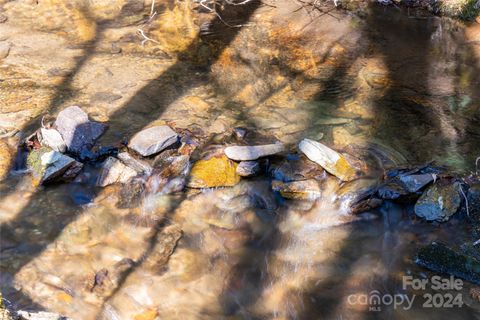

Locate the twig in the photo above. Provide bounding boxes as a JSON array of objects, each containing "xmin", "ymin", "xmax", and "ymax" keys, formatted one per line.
[
  {"xmin": 150, "ymin": 0, "xmax": 156, "ymax": 16},
  {"xmin": 137, "ymin": 29, "xmax": 160, "ymax": 46}
]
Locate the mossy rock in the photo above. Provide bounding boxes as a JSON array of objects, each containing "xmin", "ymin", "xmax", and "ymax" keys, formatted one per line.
[{"xmin": 187, "ymin": 155, "xmax": 240, "ymax": 188}]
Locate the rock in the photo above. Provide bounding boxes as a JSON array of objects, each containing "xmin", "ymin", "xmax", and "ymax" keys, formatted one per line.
[
  {"xmin": 27, "ymin": 147, "xmax": 83, "ymax": 184},
  {"xmin": 298, "ymin": 138, "xmax": 357, "ymax": 181},
  {"xmin": 91, "ymin": 258, "xmax": 135, "ymax": 297},
  {"xmin": 96, "ymin": 157, "xmax": 138, "ymax": 187},
  {"xmin": 468, "ymin": 183, "xmax": 480, "ymax": 218},
  {"xmin": 233, "ymin": 127, "xmax": 247, "ymax": 140},
  {"xmin": 224, "ymin": 143, "xmax": 285, "ymax": 161},
  {"xmin": 270, "ymin": 156, "xmax": 325, "ymax": 182},
  {"xmin": 146, "ymin": 155, "xmax": 190, "ymax": 194},
  {"xmin": 0, "ymin": 140, "xmax": 12, "ymax": 180},
  {"xmin": 399, "ymin": 173, "xmax": 434, "ymax": 192},
  {"xmin": 0, "ymin": 14, "xmax": 7, "ymax": 23},
  {"xmin": 236, "ymin": 161, "xmax": 260, "ymax": 177},
  {"xmin": 414, "ymin": 182, "xmax": 461, "ymax": 222},
  {"xmin": 143, "ymin": 224, "xmax": 182, "ymax": 271},
  {"xmin": 336, "ymin": 178, "xmax": 382, "ymax": 214},
  {"xmin": 117, "ymin": 152, "xmax": 152, "ymax": 175},
  {"xmin": 55, "ymin": 106, "xmax": 106, "ymax": 154},
  {"xmin": 272, "ymin": 179, "xmax": 321, "ymax": 200},
  {"xmin": 40, "ymin": 128, "xmax": 66, "ymax": 153},
  {"xmin": 416, "ymin": 242, "xmax": 480, "ymax": 285},
  {"xmin": 0, "ymin": 42, "xmax": 11, "ymax": 59},
  {"xmin": 187, "ymin": 155, "xmax": 240, "ymax": 188},
  {"xmin": 128, "ymin": 125, "xmax": 178, "ymax": 156}
]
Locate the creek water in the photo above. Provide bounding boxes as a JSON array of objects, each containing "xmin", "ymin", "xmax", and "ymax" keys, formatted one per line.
[{"xmin": 1, "ymin": 1, "xmax": 480, "ymax": 319}]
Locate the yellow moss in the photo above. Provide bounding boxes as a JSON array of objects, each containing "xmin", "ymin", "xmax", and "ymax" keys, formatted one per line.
[
  {"xmin": 333, "ymin": 156, "xmax": 357, "ymax": 182},
  {"xmin": 57, "ymin": 292, "xmax": 73, "ymax": 304},
  {"xmin": 188, "ymin": 155, "xmax": 240, "ymax": 188}
]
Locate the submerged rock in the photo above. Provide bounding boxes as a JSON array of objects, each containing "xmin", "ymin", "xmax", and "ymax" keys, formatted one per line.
[
  {"xmin": 270, "ymin": 155, "xmax": 325, "ymax": 182},
  {"xmin": 55, "ymin": 106, "xmax": 106, "ymax": 154},
  {"xmin": 146, "ymin": 155, "xmax": 190, "ymax": 194},
  {"xmin": 236, "ymin": 161, "xmax": 260, "ymax": 177},
  {"xmin": 128, "ymin": 125, "xmax": 178, "ymax": 156},
  {"xmin": 224, "ymin": 143, "xmax": 285, "ymax": 161},
  {"xmin": 272, "ymin": 179, "xmax": 321, "ymax": 200},
  {"xmin": 0, "ymin": 42, "xmax": 10, "ymax": 59},
  {"xmin": 298, "ymin": 138, "xmax": 357, "ymax": 181},
  {"xmin": 96, "ymin": 157, "xmax": 138, "ymax": 187},
  {"xmin": 414, "ymin": 182, "xmax": 461, "ymax": 222},
  {"xmin": 416, "ymin": 242, "xmax": 480, "ymax": 284},
  {"xmin": 187, "ymin": 155, "xmax": 240, "ymax": 188},
  {"xmin": 27, "ymin": 147, "xmax": 83, "ymax": 184},
  {"xmin": 336, "ymin": 178, "xmax": 382, "ymax": 214},
  {"xmin": 40, "ymin": 128, "xmax": 66, "ymax": 153}
]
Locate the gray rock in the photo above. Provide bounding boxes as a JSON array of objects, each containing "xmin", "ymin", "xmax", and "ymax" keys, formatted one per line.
[
  {"xmin": 298, "ymin": 138, "xmax": 357, "ymax": 181},
  {"xmin": 399, "ymin": 173, "xmax": 434, "ymax": 193},
  {"xmin": 0, "ymin": 41, "xmax": 11, "ymax": 59},
  {"xmin": 236, "ymin": 161, "xmax": 260, "ymax": 177},
  {"xmin": 414, "ymin": 183, "xmax": 461, "ymax": 222},
  {"xmin": 224, "ymin": 143, "xmax": 285, "ymax": 161},
  {"xmin": 96, "ymin": 157, "xmax": 138, "ymax": 187},
  {"xmin": 117, "ymin": 152, "xmax": 152, "ymax": 175},
  {"xmin": 27, "ymin": 148, "xmax": 83, "ymax": 184},
  {"xmin": 55, "ymin": 106, "xmax": 106, "ymax": 154},
  {"xmin": 40, "ymin": 128, "xmax": 66, "ymax": 153},
  {"xmin": 233, "ymin": 127, "xmax": 247, "ymax": 140},
  {"xmin": 128, "ymin": 125, "xmax": 178, "ymax": 156}
]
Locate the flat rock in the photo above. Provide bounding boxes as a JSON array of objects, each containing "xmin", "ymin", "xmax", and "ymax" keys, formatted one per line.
[
  {"xmin": 236, "ymin": 161, "xmax": 260, "ymax": 177},
  {"xmin": 16, "ymin": 310, "xmax": 71, "ymax": 320},
  {"xmin": 117, "ymin": 152, "xmax": 152, "ymax": 175},
  {"xmin": 298, "ymin": 138, "xmax": 357, "ymax": 181},
  {"xmin": 187, "ymin": 155, "xmax": 240, "ymax": 188},
  {"xmin": 414, "ymin": 182, "xmax": 461, "ymax": 222},
  {"xmin": 272, "ymin": 179, "xmax": 321, "ymax": 200},
  {"xmin": 224, "ymin": 143, "xmax": 285, "ymax": 161},
  {"xmin": 40, "ymin": 128, "xmax": 66, "ymax": 153},
  {"xmin": 27, "ymin": 147, "xmax": 83, "ymax": 184},
  {"xmin": 55, "ymin": 106, "xmax": 106, "ymax": 154},
  {"xmin": 0, "ymin": 42, "xmax": 10, "ymax": 59},
  {"xmin": 128, "ymin": 125, "xmax": 178, "ymax": 156},
  {"xmin": 96, "ymin": 157, "xmax": 138, "ymax": 187}
]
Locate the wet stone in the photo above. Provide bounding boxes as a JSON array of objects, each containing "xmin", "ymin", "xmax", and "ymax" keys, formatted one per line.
[
  {"xmin": 117, "ymin": 152, "xmax": 152, "ymax": 175},
  {"xmin": 27, "ymin": 147, "xmax": 83, "ymax": 184},
  {"xmin": 272, "ymin": 179, "xmax": 321, "ymax": 200},
  {"xmin": 416, "ymin": 242, "xmax": 480, "ymax": 285},
  {"xmin": 55, "ymin": 106, "xmax": 106, "ymax": 154},
  {"xmin": 128, "ymin": 125, "xmax": 178, "ymax": 157},
  {"xmin": 236, "ymin": 161, "xmax": 260, "ymax": 177},
  {"xmin": 40, "ymin": 128, "xmax": 66, "ymax": 153},
  {"xmin": 414, "ymin": 182, "xmax": 461, "ymax": 222},
  {"xmin": 298, "ymin": 138, "xmax": 357, "ymax": 182},
  {"xmin": 224, "ymin": 143, "xmax": 285, "ymax": 161},
  {"xmin": 233, "ymin": 127, "xmax": 248, "ymax": 140},
  {"xmin": 270, "ymin": 156, "xmax": 325, "ymax": 182},
  {"xmin": 0, "ymin": 14, "xmax": 7, "ymax": 23},
  {"xmin": 96, "ymin": 157, "xmax": 138, "ymax": 187},
  {"xmin": 90, "ymin": 91, "xmax": 122, "ymax": 103}
]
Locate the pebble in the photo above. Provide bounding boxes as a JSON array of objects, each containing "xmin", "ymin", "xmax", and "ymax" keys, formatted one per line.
[{"xmin": 236, "ymin": 161, "xmax": 260, "ymax": 177}]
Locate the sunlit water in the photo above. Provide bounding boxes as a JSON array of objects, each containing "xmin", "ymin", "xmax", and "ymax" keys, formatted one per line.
[{"xmin": 1, "ymin": 1, "xmax": 480, "ymax": 319}]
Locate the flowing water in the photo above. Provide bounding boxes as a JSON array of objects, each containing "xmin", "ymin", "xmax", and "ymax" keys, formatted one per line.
[{"xmin": 1, "ymin": 0, "xmax": 480, "ymax": 319}]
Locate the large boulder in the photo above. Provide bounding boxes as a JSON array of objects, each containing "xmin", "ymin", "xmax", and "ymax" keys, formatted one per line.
[
  {"xmin": 414, "ymin": 182, "xmax": 461, "ymax": 222},
  {"xmin": 187, "ymin": 155, "xmax": 240, "ymax": 188},
  {"xmin": 224, "ymin": 143, "xmax": 285, "ymax": 161},
  {"xmin": 55, "ymin": 106, "xmax": 106, "ymax": 154},
  {"xmin": 298, "ymin": 138, "xmax": 357, "ymax": 181},
  {"xmin": 128, "ymin": 125, "xmax": 178, "ymax": 157}
]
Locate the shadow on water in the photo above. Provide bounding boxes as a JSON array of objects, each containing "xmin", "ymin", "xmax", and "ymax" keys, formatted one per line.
[{"xmin": 1, "ymin": 0, "xmax": 262, "ymax": 314}]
